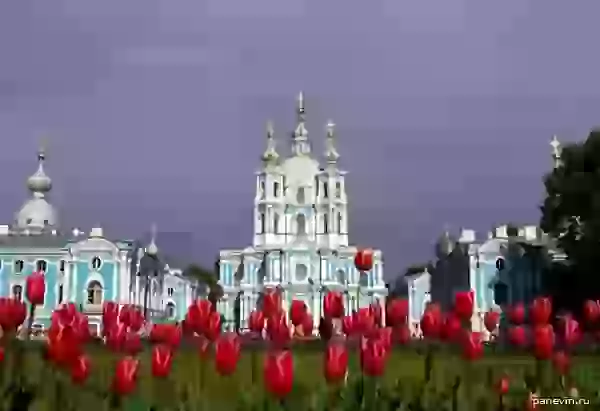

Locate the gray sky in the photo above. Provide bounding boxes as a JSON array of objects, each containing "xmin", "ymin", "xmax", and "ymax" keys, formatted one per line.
[{"xmin": 1, "ymin": 1, "xmax": 599, "ymax": 279}]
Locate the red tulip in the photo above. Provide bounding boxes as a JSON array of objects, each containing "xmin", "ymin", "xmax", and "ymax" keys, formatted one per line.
[
  {"xmin": 105, "ymin": 322, "xmax": 128, "ymax": 352},
  {"xmin": 151, "ymin": 345, "xmax": 173, "ymax": 378},
  {"xmin": 530, "ymin": 297, "xmax": 552, "ymax": 326},
  {"xmin": 508, "ymin": 303, "xmax": 526, "ymax": 325},
  {"xmin": 532, "ymin": 325, "xmax": 554, "ymax": 360},
  {"xmin": 386, "ymin": 299, "xmax": 409, "ymax": 327},
  {"xmin": 127, "ymin": 307, "xmax": 145, "ymax": 332},
  {"xmin": 355, "ymin": 308, "xmax": 375, "ymax": 336},
  {"xmin": 440, "ymin": 313, "xmax": 462, "ymax": 342},
  {"xmin": 123, "ymin": 332, "xmax": 142, "ymax": 356},
  {"xmin": 360, "ymin": 337, "xmax": 387, "ymax": 376},
  {"xmin": 266, "ymin": 312, "xmax": 290, "ymax": 347},
  {"xmin": 263, "ymin": 350, "xmax": 294, "ymax": 398},
  {"xmin": 102, "ymin": 301, "xmax": 119, "ymax": 334},
  {"xmin": 454, "ymin": 290, "xmax": 474, "ymax": 321},
  {"xmin": 215, "ymin": 333, "xmax": 241, "ymax": 376},
  {"xmin": 377, "ymin": 327, "xmax": 393, "ymax": 351},
  {"xmin": 342, "ymin": 315, "xmax": 354, "ymax": 336},
  {"xmin": 263, "ymin": 288, "xmax": 282, "ymax": 318},
  {"xmin": 289, "ymin": 300, "xmax": 307, "ymax": 326},
  {"xmin": 559, "ymin": 315, "xmax": 582, "ymax": 348},
  {"xmin": 354, "ymin": 248, "xmax": 374, "ymax": 272},
  {"xmin": 25, "ymin": 271, "xmax": 45, "ymax": 305},
  {"xmin": 196, "ymin": 335, "xmax": 211, "ymax": 359},
  {"xmin": 204, "ymin": 311, "xmax": 221, "ymax": 341},
  {"xmin": 484, "ymin": 310, "xmax": 500, "ymax": 333},
  {"xmin": 462, "ymin": 331, "xmax": 484, "ymax": 361},
  {"xmin": 301, "ymin": 314, "xmax": 314, "ymax": 336},
  {"xmin": 70, "ymin": 355, "xmax": 91, "ymax": 385},
  {"xmin": 113, "ymin": 356, "xmax": 140, "ymax": 396},
  {"xmin": 420, "ymin": 306, "xmax": 442, "ymax": 339},
  {"xmin": 150, "ymin": 323, "xmax": 182, "ymax": 348},
  {"xmin": 393, "ymin": 325, "xmax": 411, "ymax": 345},
  {"xmin": 583, "ymin": 300, "xmax": 600, "ymax": 325},
  {"xmin": 324, "ymin": 343, "xmax": 348, "ymax": 384},
  {"xmin": 185, "ymin": 299, "xmax": 212, "ymax": 334},
  {"xmin": 248, "ymin": 310, "xmax": 265, "ymax": 335},
  {"xmin": 47, "ymin": 325, "xmax": 81, "ymax": 367},
  {"xmin": 323, "ymin": 292, "xmax": 345, "ymax": 319},
  {"xmin": 497, "ymin": 375, "xmax": 510, "ymax": 395},
  {"xmin": 552, "ymin": 350, "xmax": 570, "ymax": 375},
  {"xmin": 508, "ymin": 325, "xmax": 527, "ymax": 348}
]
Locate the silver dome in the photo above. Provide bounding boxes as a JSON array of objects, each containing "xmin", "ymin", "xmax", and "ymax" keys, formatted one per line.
[{"xmin": 15, "ymin": 197, "xmax": 58, "ymax": 230}]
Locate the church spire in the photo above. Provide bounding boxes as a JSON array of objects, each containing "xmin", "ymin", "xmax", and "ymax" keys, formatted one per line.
[
  {"xmin": 291, "ymin": 91, "xmax": 311, "ymax": 156},
  {"xmin": 261, "ymin": 120, "xmax": 279, "ymax": 165},
  {"xmin": 27, "ymin": 139, "xmax": 52, "ymax": 198},
  {"xmin": 324, "ymin": 120, "xmax": 340, "ymax": 165},
  {"xmin": 550, "ymin": 135, "xmax": 562, "ymax": 169},
  {"xmin": 146, "ymin": 223, "xmax": 158, "ymax": 256}
]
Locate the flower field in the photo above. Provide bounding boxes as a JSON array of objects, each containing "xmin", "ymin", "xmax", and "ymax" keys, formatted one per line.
[{"xmin": 2, "ymin": 267, "xmax": 600, "ymax": 409}]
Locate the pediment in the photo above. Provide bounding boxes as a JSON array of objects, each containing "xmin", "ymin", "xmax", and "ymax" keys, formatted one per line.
[{"xmin": 71, "ymin": 237, "xmax": 119, "ymax": 255}]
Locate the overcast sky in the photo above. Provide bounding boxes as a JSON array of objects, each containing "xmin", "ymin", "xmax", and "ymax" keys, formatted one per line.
[{"xmin": 1, "ymin": 1, "xmax": 599, "ymax": 279}]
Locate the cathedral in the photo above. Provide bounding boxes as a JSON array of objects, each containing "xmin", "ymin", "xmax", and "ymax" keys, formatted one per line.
[
  {"xmin": 0, "ymin": 145, "xmax": 196, "ymax": 334},
  {"xmin": 218, "ymin": 93, "xmax": 386, "ymax": 331}
]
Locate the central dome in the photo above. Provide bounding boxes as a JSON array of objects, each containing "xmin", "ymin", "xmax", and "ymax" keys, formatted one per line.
[{"xmin": 281, "ymin": 155, "xmax": 320, "ymax": 186}]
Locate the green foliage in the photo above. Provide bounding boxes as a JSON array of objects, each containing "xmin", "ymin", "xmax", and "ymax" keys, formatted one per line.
[
  {"xmin": 540, "ymin": 129, "xmax": 600, "ymax": 310},
  {"xmin": 183, "ymin": 263, "xmax": 224, "ymax": 308},
  {"xmin": 7, "ymin": 343, "xmax": 600, "ymax": 410}
]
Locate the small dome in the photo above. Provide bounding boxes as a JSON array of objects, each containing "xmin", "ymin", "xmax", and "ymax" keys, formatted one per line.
[
  {"xmin": 436, "ymin": 230, "xmax": 456, "ymax": 257},
  {"xmin": 281, "ymin": 155, "xmax": 320, "ymax": 186},
  {"xmin": 15, "ymin": 197, "xmax": 58, "ymax": 230}
]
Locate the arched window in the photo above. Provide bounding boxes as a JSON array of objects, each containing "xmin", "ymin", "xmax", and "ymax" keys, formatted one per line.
[
  {"xmin": 296, "ymin": 187, "xmax": 305, "ymax": 204},
  {"xmin": 14, "ymin": 260, "xmax": 24, "ymax": 274},
  {"xmin": 166, "ymin": 302, "xmax": 176, "ymax": 319},
  {"xmin": 259, "ymin": 181, "xmax": 265, "ymax": 199},
  {"xmin": 86, "ymin": 281, "xmax": 103, "ymax": 305},
  {"xmin": 273, "ymin": 182, "xmax": 280, "ymax": 197},
  {"xmin": 36, "ymin": 260, "xmax": 47, "ymax": 272},
  {"xmin": 323, "ymin": 183, "xmax": 329, "ymax": 198},
  {"xmin": 337, "ymin": 212, "xmax": 343, "ymax": 234},
  {"xmin": 12, "ymin": 285, "xmax": 23, "ymax": 301},
  {"xmin": 91, "ymin": 257, "xmax": 102, "ymax": 270},
  {"xmin": 295, "ymin": 264, "xmax": 308, "ymax": 282},
  {"xmin": 296, "ymin": 214, "xmax": 306, "ymax": 235},
  {"xmin": 323, "ymin": 214, "xmax": 329, "ymax": 233},
  {"xmin": 273, "ymin": 213, "xmax": 280, "ymax": 234},
  {"xmin": 335, "ymin": 182, "xmax": 342, "ymax": 198},
  {"xmin": 260, "ymin": 213, "xmax": 266, "ymax": 234}
]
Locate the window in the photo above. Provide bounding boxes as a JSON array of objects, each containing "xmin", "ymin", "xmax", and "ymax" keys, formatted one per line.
[
  {"xmin": 12, "ymin": 285, "xmax": 23, "ymax": 301},
  {"xmin": 260, "ymin": 213, "xmax": 265, "ymax": 234},
  {"xmin": 86, "ymin": 281, "xmax": 103, "ymax": 304},
  {"xmin": 58, "ymin": 285, "xmax": 64, "ymax": 304},
  {"xmin": 14, "ymin": 260, "xmax": 24, "ymax": 274},
  {"xmin": 296, "ymin": 214, "xmax": 306, "ymax": 235},
  {"xmin": 168, "ymin": 287, "xmax": 174, "ymax": 297},
  {"xmin": 338, "ymin": 212, "xmax": 343, "ymax": 234},
  {"xmin": 166, "ymin": 302, "xmax": 176, "ymax": 319},
  {"xmin": 359, "ymin": 274, "xmax": 369, "ymax": 287},
  {"xmin": 295, "ymin": 264, "xmax": 308, "ymax": 282},
  {"xmin": 323, "ymin": 183, "xmax": 329, "ymax": 199},
  {"xmin": 259, "ymin": 181, "xmax": 265, "ymax": 199},
  {"xmin": 36, "ymin": 260, "xmax": 47, "ymax": 272},
  {"xmin": 323, "ymin": 214, "xmax": 329, "ymax": 233},
  {"xmin": 26, "ymin": 219, "xmax": 32, "ymax": 225},
  {"xmin": 315, "ymin": 178, "xmax": 320, "ymax": 196},
  {"xmin": 273, "ymin": 214, "xmax": 280, "ymax": 234},
  {"xmin": 59, "ymin": 260, "xmax": 65, "ymax": 272},
  {"xmin": 43, "ymin": 219, "xmax": 49, "ymax": 226},
  {"xmin": 495, "ymin": 258, "xmax": 505, "ymax": 271},
  {"xmin": 91, "ymin": 257, "xmax": 102, "ymax": 270},
  {"xmin": 273, "ymin": 182, "xmax": 280, "ymax": 197},
  {"xmin": 296, "ymin": 187, "xmax": 305, "ymax": 204},
  {"xmin": 335, "ymin": 182, "xmax": 342, "ymax": 198}
]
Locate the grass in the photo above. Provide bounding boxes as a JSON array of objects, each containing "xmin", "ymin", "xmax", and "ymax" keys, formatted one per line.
[{"xmin": 9, "ymin": 341, "xmax": 600, "ymax": 409}]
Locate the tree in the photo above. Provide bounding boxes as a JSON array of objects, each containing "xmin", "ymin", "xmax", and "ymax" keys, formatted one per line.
[
  {"xmin": 183, "ymin": 263, "xmax": 224, "ymax": 310},
  {"xmin": 540, "ymin": 128, "xmax": 600, "ymax": 312}
]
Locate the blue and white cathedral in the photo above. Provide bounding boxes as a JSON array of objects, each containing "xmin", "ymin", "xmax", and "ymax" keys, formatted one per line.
[
  {"xmin": 0, "ymin": 144, "xmax": 196, "ymax": 334},
  {"xmin": 218, "ymin": 93, "xmax": 386, "ymax": 331}
]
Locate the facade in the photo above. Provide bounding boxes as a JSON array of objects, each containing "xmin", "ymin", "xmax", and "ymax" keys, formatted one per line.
[
  {"xmin": 406, "ymin": 136, "xmax": 567, "ymax": 337},
  {"xmin": 0, "ymin": 146, "xmax": 194, "ymax": 334},
  {"xmin": 219, "ymin": 93, "xmax": 386, "ymax": 332}
]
